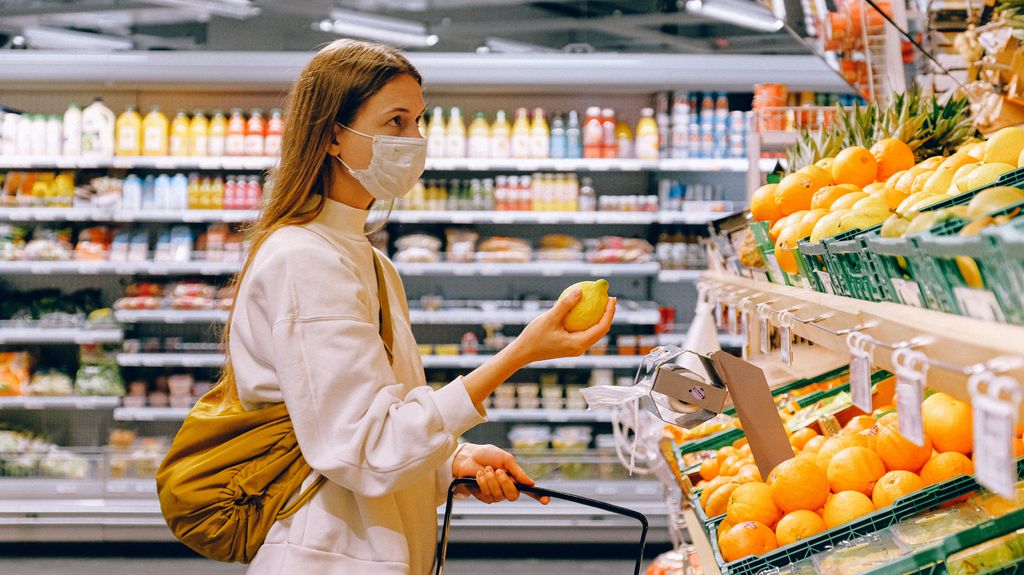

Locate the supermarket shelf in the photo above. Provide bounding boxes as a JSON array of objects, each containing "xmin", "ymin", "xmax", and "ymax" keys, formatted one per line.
[
  {"xmin": 487, "ymin": 409, "xmax": 613, "ymax": 423},
  {"xmin": 115, "ymin": 353, "xmax": 224, "ymax": 368},
  {"xmin": 395, "ymin": 261, "xmax": 660, "ymax": 277},
  {"xmin": 409, "ymin": 307, "xmax": 660, "ymax": 326},
  {"xmin": 421, "ymin": 354, "xmax": 643, "ymax": 370},
  {"xmin": 0, "ymin": 155, "xmax": 275, "ymax": 171},
  {"xmin": 113, "ymin": 406, "xmax": 189, "ymax": 421},
  {"xmin": 0, "ymin": 326, "xmax": 123, "ymax": 344},
  {"xmin": 113, "ymin": 309, "xmax": 230, "ymax": 324},
  {"xmin": 705, "ymin": 271, "xmax": 1024, "ymax": 414},
  {"xmin": 0, "ymin": 260, "xmax": 241, "ymax": 276},
  {"xmin": 656, "ymin": 269, "xmax": 704, "ymax": 283},
  {"xmin": 0, "ymin": 207, "xmax": 258, "ymax": 223},
  {"xmin": 0, "ymin": 396, "xmax": 120, "ymax": 410},
  {"xmin": 759, "ymin": 131, "xmax": 800, "ymax": 150}
]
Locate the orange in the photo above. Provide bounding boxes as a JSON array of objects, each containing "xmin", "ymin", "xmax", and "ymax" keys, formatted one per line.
[
  {"xmin": 775, "ymin": 172, "xmax": 823, "ymax": 215},
  {"xmin": 768, "ymin": 458, "xmax": 829, "ymax": 512},
  {"xmin": 798, "ymin": 208, "xmax": 829, "ymax": 234},
  {"xmin": 832, "ymin": 146, "xmax": 879, "ymax": 187},
  {"xmin": 719, "ymin": 521, "xmax": 779, "ymax": 563},
  {"xmin": 770, "ymin": 212, "xmax": 798, "ymax": 242},
  {"xmin": 922, "ymin": 393, "xmax": 973, "ymax": 455},
  {"xmin": 815, "ymin": 157, "xmax": 835, "ymax": 171},
  {"xmin": 822, "ymin": 491, "xmax": 876, "ymax": 528},
  {"xmin": 843, "ymin": 415, "xmax": 876, "ymax": 434},
  {"xmin": 829, "ymin": 191, "xmax": 869, "ymax": 211},
  {"xmin": 719, "ymin": 455, "xmax": 740, "ymax": 477},
  {"xmin": 811, "ymin": 185, "xmax": 853, "ymax": 210},
  {"xmin": 751, "ymin": 184, "xmax": 784, "ymax": 223},
  {"xmin": 802, "ymin": 435, "xmax": 827, "ymax": 454},
  {"xmin": 775, "ymin": 510, "xmax": 827, "ymax": 547},
  {"xmin": 859, "ymin": 424, "xmax": 879, "ymax": 452},
  {"xmin": 876, "ymin": 415, "xmax": 933, "ymax": 472},
  {"xmin": 737, "ymin": 464, "xmax": 765, "ymax": 484},
  {"xmin": 774, "ymin": 225, "xmax": 804, "ymax": 275},
  {"xmin": 827, "ymin": 446, "xmax": 886, "ymax": 495},
  {"xmin": 727, "ymin": 482, "xmax": 782, "ymax": 527},
  {"xmin": 871, "ymin": 187, "xmax": 911, "ymax": 211},
  {"xmin": 799, "ymin": 164, "xmax": 834, "ymax": 188},
  {"xmin": 872, "ymin": 470, "xmax": 925, "ymax": 509},
  {"xmin": 790, "ymin": 428, "xmax": 819, "ymax": 450},
  {"xmin": 700, "ymin": 457, "xmax": 720, "ymax": 481},
  {"xmin": 815, "ymin": 433, "xmax": 871, "ymax": 472},
  {"xmin": 700, "ymin": 476, "xmax": 732, "ymax": 509},
  {"xmin": 706, "ymin": 481, "xmax": 742, "ymax": 517},
  {"xmin": 920, "ymin": 452, "xmax": 974, "ymax": 486},
  {"xmin": 870, "ymin": 138, "xmax": 916, "ymax": 181}
]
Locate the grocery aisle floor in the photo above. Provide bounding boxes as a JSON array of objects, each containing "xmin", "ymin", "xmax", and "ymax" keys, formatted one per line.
[{"xmin": 0, "ymin": 558, "xmax": 640, "ymax": 574}]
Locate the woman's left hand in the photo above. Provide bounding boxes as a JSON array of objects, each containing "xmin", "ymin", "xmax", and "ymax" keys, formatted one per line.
[{"xmin": 452, "ymin": 443, "xmax": 550, "ymax": 505}]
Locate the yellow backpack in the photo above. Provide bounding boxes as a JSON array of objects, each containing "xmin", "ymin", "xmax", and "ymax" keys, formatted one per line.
[{"xmin": 156, "ymin": 253, "xmax": 395, "ymax": 563}]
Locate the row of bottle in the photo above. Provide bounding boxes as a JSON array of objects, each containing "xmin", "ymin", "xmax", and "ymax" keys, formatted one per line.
[
  {"xmin": 655, "ymin": 232, "xmax": 708, "ymax": 270},
  {"xmin": 657, "ymin": 92, "xmax": 749, "ymax": 160},
  {"xmin": 121, "ymin": 173, "xmax": 262, "ymax": 212},
  {"xmin": 0, "ymin": 98, "xmax": 284, "ymax": 158},
  {"xmin": 657, "ymin": 179, "xmax": 727, "ymax": 212},
  {"xmin": 403, "ymin": 174, "xmax": 597, "ymax": 213}
]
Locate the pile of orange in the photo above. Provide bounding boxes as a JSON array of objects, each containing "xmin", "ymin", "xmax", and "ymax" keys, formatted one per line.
[{"xmin": 696, "ymin": 392, "xmax": 995, "ymax": 564}]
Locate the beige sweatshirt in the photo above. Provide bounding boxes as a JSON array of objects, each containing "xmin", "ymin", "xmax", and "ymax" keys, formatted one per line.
[{"xmin": 230, "ymin": 196, "xmax": 486, "ymax": 575}]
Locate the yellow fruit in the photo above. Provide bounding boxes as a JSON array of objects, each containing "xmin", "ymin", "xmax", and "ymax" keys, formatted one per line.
[
  {"xmin": 965, "ymin": 141, "xmax": 986, "ymax": 160},
  {"xmin": 886, "ymin": 170, "xmax": 907, "ymax": 189},
  {"xmin": 751, "ymin": 184, "xmax": 784, "ymax": 223},
  {"xmin": 737, "ymin": 464, "xmax": 765, "ymax": 483},
  {"xmin": 876, "ymin": 415, "xmax": 933, "ymax": 472},
  {"xmin": 957, "ymin": 256, "xmax": 984, "ymax": 289},
  {"xmin": 815, "ymin": 434, "xmax": 871, "ymax": 472},
  {"xmin": 902, "ymin": 209, "xmax": 958, "ymax": 236},
  {"xmin": 700, "ymin": 457, "xmax": 721, "ymax": 481},
  {"xmin": 802, "ymin": 435, "xmax": 826, "ymax": 453},
  {"xmin": 827, "ymin": 447, "xmax": 887, "ymax": 495},
  {"xmin": 952, "ymin": 162, "xmax": 981, "ymax": 186},
  {"xmin": 719, "ymin": 521, "xmax": 779, "ymax": 563},
  {"xmin": 920, "ymin": 452, "xmax": 974, "ymax": 486},
  {"xmin": 768, "ymin": 458, "xmax": 829, "ymax": 513},
  {"xmin": 706, "ymin": 481, "xmax": 742, "ymax": 517},
  {"xmin": 983, "ymin": 126, "xmax": 1024, "ymax": 165},
  {"xmin": 816, "ymin": 157, "xmax": 835, "ymax": 171},
  {"xmin": 957, "ymin": 163, "xmax": 1016, "ymax": 193},
  {"xmin": 832, "ymin": 146, "xmax": 879, "ymax": 187},
  {"xmin": 770, "ymin": 213, "xmax": 798, "ymax": 242},
  {"xmin": 871, "ymin": 187, "xmax": 910, "ymax": 211},
  {"xmin": 830, "ymin": 192, "xmax": 869, "ymax": 211},
  {"xmin": 775, "ymin": 172, "xmax": 823, "ymax": 216},
  {"xmin": 911, "ymin": 170, "xmax": 937, "ymax": 194},
  {"xmin": 896, "ymin": 191, "xmax": 943, "ymax": 214},
  {"xmin": 700, "ymin": 476, "xmax": 733, "ymax": 509},
  {"xmin": 919, "ymin": 156, "xmax": 945, "ymax": 170},
  {"xmin": 1017, "ymin": 146, "xmax": 1024, "ymax": 168},
  {"xmin": 823, "ymin": 491, "xmax": 876, "ymax": 528},
  {"xmin": 966, "ymin": 186, "xmax": 1024, "ymax": 219},
  {"xmin": 895, "ymin": 166, "xmax": 928, "ymax": 192},
  {"xmin": 810, "ymin": 210, "xmax": 848, "ymax": 243},
  {"xmin": 872, "ymin": 470, "xmax": 925, "ymax": 509},
  {"xmin": 922, "ymin": 170, "xmax": 956, "ymax": 197},
  {"xmin": 843, "ymin": 415, "xmax": 877, "ymax": 434},
  {"xmin": 937, "ymin": 152, "xmax": 976, "ymax": 174},
  {"xmin": 775, "ymin": 510, "xmax": 827, "ymax": 547},
  {"xmin": 799, "ymin": 208, "xmax": 829, "ymax": 231},
  {"xmin": 871, "ymin": 138, "xmax": 916, "ymax": 181},
  {"xmin": 799, "ymin": 165, "xmax": 834, "ymax": 188},
  {"xmin": 863, "ymin": 182, "xmax": 886, "ymax": 194},
  {"xmin": 560, "ymin": 279, "xmax": 610, "ymax": 332},
  {"xmin": 727, "ymin": 482, "xmax": 782, "ymax": 527},
  {"xmin": 839, "ymin": 209, "xmax": 888, "ymax": 233},
  {"xmin": 851, "ymin": 196, "xmax": 891, "ymax": 217},
  {"xmin": 922, "ymin": 393, "xmax": 974, "ymax": 455},
  {"xmin": 811, "ymin": 185, "xmax": 854, "ymax": 210},
  {"xmin": 880, "ymin": 213, "xmax": 912, "ymax": 238}
]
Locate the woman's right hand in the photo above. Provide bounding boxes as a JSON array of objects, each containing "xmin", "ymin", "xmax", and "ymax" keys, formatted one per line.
[{"xmin": 510, "ymin": 289, "xmax": 616, "ymax": 365}]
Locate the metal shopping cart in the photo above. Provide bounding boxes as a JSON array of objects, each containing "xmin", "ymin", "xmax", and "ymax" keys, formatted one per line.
[{"xmin": 435, "ymin": 477, "xmax": 650, "ymax": 575}]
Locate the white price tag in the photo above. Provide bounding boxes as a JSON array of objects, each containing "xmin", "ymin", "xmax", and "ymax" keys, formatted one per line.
[
  {"xmin": 954, "ymin": 287, "xmax": 1006, "ymax": 322},
  {"xmin": 758, "ymin": 304, "xmax": 771, "ymax": 355},
  {"xmin": 739, "ymin": 298, "xmax": 753, "ymax": 361},
  {"xmin": 715, "ymin": 299, "xmax": 725, "ymax": 329},
  {"xmin": 848, "ymin": 331, "xmax": 874, "ymax": 414},
  {"xmin": 764, "ymin": 253, "xmax": 785, "ymax": 284},
  {"xmin": 891, "ymin": 279, "xmax": 923, "ymax": 307},
  {"xmin": 778, "ymin": 312, "xmax": 793, "ymax": 367},
  {"xmin": 969, "ymin": 374, "xmax": 1022, "ymax": 499},
  {"xmin": 728, "ymin": 304, "xmax": 739, "ymax": 336},
  {"xmin": 893, "ymin": 348, "xmax": 928, "ymax": 446},
  {"xmin": 817, "ymin": 270, "xmax": 835, "ymax": 294}
]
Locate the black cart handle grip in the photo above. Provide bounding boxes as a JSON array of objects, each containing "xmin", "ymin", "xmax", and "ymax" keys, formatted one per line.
[{"xmin": 436, "ymin": 477, "xmax": 649, "ymax": 575}]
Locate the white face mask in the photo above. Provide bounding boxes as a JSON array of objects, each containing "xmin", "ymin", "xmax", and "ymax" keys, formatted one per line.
[{"xmin": 334, "ymin": 123, "xmax": 427, "ymax": 201}]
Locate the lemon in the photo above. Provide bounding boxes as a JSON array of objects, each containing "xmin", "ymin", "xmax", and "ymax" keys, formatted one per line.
[
  {"xmin": 956, "ymin": 162, "xmax": 1015, "ymax": 193},
  {"xmin": 983, "ymin": 127, "xmax": 1024, "ymax": 165},
  {"xmin": 561, "ymin": 279, "xmax": 610, "ymax": 332},
  {"xmin": 966, "ymin": 186, "xmax": 1024, "ymax": 219}
]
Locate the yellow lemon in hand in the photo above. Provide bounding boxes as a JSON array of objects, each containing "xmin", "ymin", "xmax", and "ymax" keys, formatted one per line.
[{"xmin": 561, "ymin": 279, "xmax": 610, "ymax": 332}]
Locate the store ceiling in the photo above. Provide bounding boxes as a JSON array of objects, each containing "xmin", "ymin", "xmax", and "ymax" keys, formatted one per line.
[{"xmin": 0, "ymin": 0, "xmax": 808, "ymax": 55}]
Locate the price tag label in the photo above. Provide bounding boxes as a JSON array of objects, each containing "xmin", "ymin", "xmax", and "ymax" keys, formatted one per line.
[
  {"xmin": 817, "ymin": 270, "xmax": 835, "ymax": 295},
  {"xmin": 847, "ymin": 332, "xmax": 874, "ymax": 414},
  {"xmin": 764, "ymin": 252, "xmax": 785, "ymax": 284},
  {"xmin": 893, "ymin": 348, "xmax": 928, "ymax": 446},
  {"xmin": 758, "ymin": 304, "xmax": 771, "ymax": 355},
  {"xmin": 954, "ymin": 287, "xmax": 1006, "ymax": 322},
  {"xmin": 891, "ymin": 278, "xmax": 923, "ymax": 307},
  {"xmin": 818, "ymin": 414, "xmax": 842, "ymax": 437},
  {"xmin": 969, "ymin": 374, "xmax": 1022, "ymax": 499},
  {"xmin": 780, "ymin": 324, "xmax": 792, "ymax": 365},
  {"xmin": 740, "ymin": 308, "xmax": 750, "ymax": 360}
]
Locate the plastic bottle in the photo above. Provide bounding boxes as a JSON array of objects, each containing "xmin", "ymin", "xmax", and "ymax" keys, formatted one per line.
[
  {"xmin": 427, "ymin": 107, "xmax": 446, "ymax": 158},
  {"xmin": 716, "ymin": 92, "xmax": 730, "ymax": 120},
  {"xmin": 141, "ymin": 175, "xmax": 156, "ymax": 210},
  {"xmin": 600, "ymin": 109, "xmax": 617, "ymax": 159},
  {"xmin": 169, "ymin": 110, "xmax": 190, "ymax": 157},
  {"xmin": 245, "ymin": 109, "xmax": 266, "ymax": 156},
  {"xmin": 208, "ymin": 110, "xmax": 227, "ymax": 157},
  {"xmin": 189, "ymin": 110, "xmax": 209, "ymax": 157},
  {"xmin": 264, "ymin": 108, "xmax": 283, "ymax": 157},
  {"xmin": 615, "ymin": 119, "xmax": 633, "ymax": 159},
  {"xmin": 142, "ymin": 105, "xmax": 169, "ymax": 156},
  {"xmin": 171, "ymin": 173, "xmax": 189, "ymax": 210},
  {"xmin": 549, "ymin": 114, "xmax": 566, "ymax": 159},
  {"xmin": 445, "ymin": 107, "xmax": 466, "ymax": 159},
  {"xmin": 45, "ymin": 115, "xmax": 62, "ymax": 156},
  {"xmin": 198, "ymin": 176, "xmax": 213, "ymax": 209},
  {"xmin": 529, "ymin": 108, "xmax": 550, "ymax": 159},
  {"xmin": 223, "ymin": 177, "xmax": 237, "ymax": 210},
  {"xmin": 225, "ymin": 109, "xmax": 246, "ymax": 157},
  {"xmin": 122, "ymin": 174, "xmax": 142, "ymax": 211},
  {"xmin": 15, "ymin": 115, "xmax": 32, "ymax": 156},
  {"xmin": 510, "ymin": 108, "xmax": 531, "ymax": 159},
  {"xmin": 582, "ymin": 107, "xmax": 603, "ymax": 159},
  {"xmin": 467, "ymin": 112, "xmax": 490, "ymax": 159},
  {"xmin": 30, "ymin": 114, "xmax": 47, "ymax": 156},
  {"xmin": 62, "ymin": 104, "xmax": 82, "ymax": 156},
  {"xmin": 82, "ymin": 97, "xmax": 115, "ymax": 157},
  {"xmin": 155, "ymin": 174, "xmax": 172, "ymax": 209},
  {"xmin": 481, "ymin": 178, "xmax": 495, "ymax": 210},
  {"xmin": 671, "ymin": 94, "xmax": 690, "ymax": 159},
  {"xmin": 187, "ymin": 173, "xmax": 200, "ymax": 209},
  {"xmin": 116, "ymin": 106, "xmax": 143, "ymax": 156},
  {"xmin": 1, "ymin": 113, "xmax": 19, "ymax": 156},
  {"xmin": 489, "ymin": 110, "xmax": 511, "ymax": 159},
  {"xmin": 210, "ymin": 176, "xmax": 225, "ymax": 210},
  {"xmin": 579, "ymin": 177, "xmax": 596, "ymax": 212},
  {"xmin": 635, "ymin": 108, "xmax": 660, "ymax": 161},
  {"xmin": 565, "ymin": 110, "xmax": 582, "ymax": 159}
]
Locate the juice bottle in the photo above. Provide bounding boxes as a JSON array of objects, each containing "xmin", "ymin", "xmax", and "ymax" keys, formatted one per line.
[
  {"xmin": 210, "ymin": 176, "xmax": 225, "ymax": 210},
  {"xmin": 582, "ymin": 107, "xmax": 603, "ymax": 159},
  {"xmin": 82, "ymin": 97, "xmax": 115, "ymax": 157},
  {"xmin": 245, "ymin": 108, "xmax": 266, "ymax": 156},
  {"xmin": 615, "ymin": 119, "xmax": 633, "ymax": 159},
  {"xmin": 264, "ymin": 108, "xmax": 284, "ymax": 157},
  {"xmin": 187, "ymin": 173, "xmax": 200, "ymax": 209},
  {"xmin": 115, "ymin": 106, "xmax": 142, "ymax": 156},
  {"xmin": 529, "ymin": 108, "xmax": 550, "ymax": 159},
  {"xmin": 489, "ymin": 110, "xmax": 511, "ymax": 159},
  {"xmin": 600, "ymin": 108, "xmax": 617, "ymax": 159},
  {"xmin": 427, "ymin": 107, "xmax": 446, "ymax": 158},
  {"xmin": 510, "ymin": 108, "xmax": 531, "ymax": 159},
  {"xmin": 62, "ymin": 103, "xmax": 82, "ymax": 156},
  {"xmin": 635, "ymin": 107, "xmax": 660, "ymax": 161},
  {"xmin": 189, "ymin": 110, "xmax": 209, "ymax": 157},
  {"xmin": 445, "ymin": 107, "xmax": 466, "ymax": 158},
  {"xmin": 565, "ymin": 110, "xmax": 582, "ymax": 159},
  {"xmin": 223, "ymin": 177, "xmax": 237, "ymax": 210},
  {"xmin": 169, "ymin": 110, "xmax": 190, "ymax": 156},
  {"xmin": 225, "ymin": 108, "xmax": 246, "ymax": 157},
  {"xmin": 549, "ymin": 114, "xmax": 566, "ymax": 159},
  {"xmin": 208, "ymin": 109, "xmax": 227, "ymax": 157},
  {"xmin": 142, "ymin": 105, "xmax": 169, "ymax": 156},
  {"xmin": 198, "ymin": 176, "xmax": 212, "ymax": 209},
  {"xmin": 466, "ymin": 112, "xmax": 490, "ymax": 159}
]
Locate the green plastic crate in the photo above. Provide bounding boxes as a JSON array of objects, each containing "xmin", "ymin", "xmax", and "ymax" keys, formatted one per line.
[
  {"xmin": 751, "ymin": 221, "xmax": 790, "ymax": 286},
  {"xmin": 822, "ymin": 224, "xmax": 893, "ymax": 302},
  {"xmin": 794, "ymin": 237, "xmax": 835, "ymax": 294},
  {"xmin": 990, "ymin": 219, "xmax": 1024, "ymax": 324}
]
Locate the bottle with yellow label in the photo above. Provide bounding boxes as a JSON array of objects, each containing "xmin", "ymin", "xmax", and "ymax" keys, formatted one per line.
[
  {"xmin": 115, "ymin": 106, "xmax": 142, "ymax": 156},
  {"xmin": 467, "ymin": 112, "xmax": 490, "ymax": 159},
  {"xmin": 490, "ymin": 110, "xmax": 511, "ymax": 159},
  {"xmin": 169, "ymin": 110, "xmax": 190, "ymax": 157},
  {"xmin": 510, "ymin": 108, "xmax": 531, "ymax": 159},
  {"xmin": 142, "ymin": 105, "xmax": 169, "ymax": 156},
  {"xmin": 529, "ymin": 108, "xmax": 550, "ymax": 159},
  {"xmin": 189, "ymin": 110, "xmax": 209, "ymax": 157}
]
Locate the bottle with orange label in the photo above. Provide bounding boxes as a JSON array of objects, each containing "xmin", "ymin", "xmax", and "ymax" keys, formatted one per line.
[
  {"xmin": 245, "ymin": 109, "xmax": 265, "ymax": 156},
  {"xmin": 582, "ymin": 107, "xmax": 603, "ymax": 159},
  {"xmin": 208, "ymin": 110, "xmax": 227, "ymax": 157},
  {"xmin": 142, "ymin": 105, "xmax": 169, "ymax": 156},
  {"xmin": 115, "ymin": 106, "xmax": 142, "ymax": 156},
  {"xmin": 264, "ymin": 108, "xmax": 284, "ymax": 157},
  {"xmin": 189, "ymin": 110, "xmax": 209, "ymax": 157},
  {"xmin": 169, "ymin": 110, "xmax": 190, "ymax": 157},
  {"xmin": 225, "ymin": 108, "xmax": 246, "ymax": 157},
  {"xmin": 600, "ymin": 108, "xmax": 617, "ymax": 159},
  {"xmin": 529, "ymin": 108, "xmax": 549, "ymax": 159}
]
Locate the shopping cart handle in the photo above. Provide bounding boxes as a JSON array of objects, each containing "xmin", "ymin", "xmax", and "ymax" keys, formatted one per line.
[{"xmin": 436, "ymin": 477, "xmax": 649, "ymax": 575}]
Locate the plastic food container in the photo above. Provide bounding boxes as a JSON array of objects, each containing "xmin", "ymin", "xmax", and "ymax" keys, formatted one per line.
[
  {"xmin": 517, "ymin": 383, "xmax": 540, "ymax": 409},
  {"xmin": 589, "ymin": 337, "xmax": 609, "ymax": 356},
  {"xmin": 946, "ymin": 528, "xmax": 1024, "ymax": 575},
  {"xmin": 566, "ymin": 384, "xmax": 587, "ymax": 410},
  {"xmin": 553, "ymin": 426, "xmax": 593, "ymax": 480},
  {"xmin": 972, "ymin": 482, "xmax": 1024, "ymax": 518},
  {"xmin": 812, "ymin": 530, "xmax": 908, "ymax": 575},
  {"xmin": 617, "ymin": 335, "xmax": 638, "ymax": 355},
  {"xmin": 494, "ymin": 384, "xmax": 516, "ymax": 410},
  {"xmin": 508, "ymin": 426, "xmax": 551, "ymax": 453},
  {"xmin": 891, "ymin": 504, "xmax": 989, "ymax": 549},
  {"xmin": 541, "ymin": 383, "xmax": 564, "ymax": 410}
]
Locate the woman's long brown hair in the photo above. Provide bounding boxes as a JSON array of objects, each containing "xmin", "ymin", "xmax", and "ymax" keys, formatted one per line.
[{"xmin": 219, "ymin": 39, "xmax": 421, "ymax": 395}]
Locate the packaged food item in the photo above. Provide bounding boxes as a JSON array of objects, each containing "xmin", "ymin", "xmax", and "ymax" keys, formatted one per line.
[
  {"xmin": 892, "ymin": 504, "xmax": 990, "ymax": 549},
  {"xmin": 394, "ymin": 234, "xmax": 442, "ymax": 264},
  {"xmin": 24, "ymin": 369, "xmax": 73, "ymax": 397},
  {"xmin": 972, "ymin": 483, "xmax": 1024, "ymax": 518},
  {"xmin": 947, "ymin": 528, "xmax": 1024, "ymax": 575},
  {"xmin": 22, "ymin": 227, "xmax": 73, "ymax": 261},
  {"xmin": 494, "ymin": 384, "xmax": 516, "ymax": 409},
  {"xmin": 0, "ymin": 351, "xmax": 31, "ymax": 396},
  {"xmin": 517, "ymin": 382, "xmax": 540, "ymax": 409},
  {"xmin": 585, "ymin": 236, "xmax": 653, "ymax": 263},
  {"xmin": 75, "ymin": 345, "xmax": 124, "ymax": 396},
  {"xmin": 444, "ymin": 229, "xmax": 478, "ymax": 263},
  {"xmin": 434, "ymin": 344, "xmax": 459, "ymax": 356},
  {"xmin": 813, "ymin": 530, "xmax": 908, "ymax": 575},
  {"xmin": 477, "ymin": 236, "xmax": 531, "ymax": 263},
  {"xmin": 508, "ymin": 425, "xmax": 551, "ymax": 452},
  {"xmin": 73, "ymin": 227, "xmax": 112, "ymax": 261}
]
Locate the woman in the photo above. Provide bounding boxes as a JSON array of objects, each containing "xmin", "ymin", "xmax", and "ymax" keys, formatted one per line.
[{"xmin": 228, "ymin": 39, "xmax": 616, "ymax": 574}]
